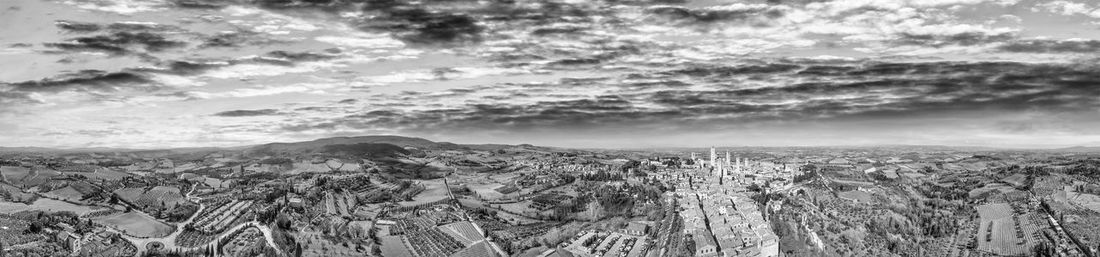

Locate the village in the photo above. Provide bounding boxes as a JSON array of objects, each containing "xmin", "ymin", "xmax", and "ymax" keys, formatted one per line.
[{"xmin": 1, "ymin": 137, "xmax": 1099, "ymax": 257}]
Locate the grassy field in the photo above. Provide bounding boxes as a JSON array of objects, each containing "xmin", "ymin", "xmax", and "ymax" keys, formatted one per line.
[
  {"xmin": 0, "ymin": 198, "xmax": 101, "ymax": 215},
  {"xmin": 0, "ymin": 183, "xmax": 37, "ymax": 203},
  {"xmin": 44, "ymin": 186, "xmax": 85, "ymax": 202},
  {"xmin": 1, "ymin": 166, "xmax": 31, "ymax": 182},
  {"xmin": 398, "ymin": 179, "xmax": 449, "ymax": 207},
  {"xmin": 62, "ymin": 168, "xmax": 131, "ymax": 181},
  {"xmin": 1067, "ymin": 192, "xmax": 1100, "ymax": 213},
  {"xmin": 114, "ymin": 186, "xmax": 186, "ymax": 209},
  {"xmin": 295, "ymin": 231, "xmax": 368, "ymax": 257},
  {"xmin": 467, "ymin": 183, "xmax": 505, "ymax": 200},
  {"xmin": 969, "ymin": 183, "xmax": 1016, "ymax": 198},
  {"xmin": 1, "ymin": 166, "xmax": 61, "ymax": 188},
  {"xmin": 93, "ymin": 211, "xmax": 175, "ymax": 237},
  {"xmin": 378, "ymin": 226, "xmax": 413, "ymax": 257}
]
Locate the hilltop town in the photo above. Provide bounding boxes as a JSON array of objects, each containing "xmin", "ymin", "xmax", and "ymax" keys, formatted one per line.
[{"xmin": 1, "ymin": 136, "xmax": 1100, "ymax": 257}]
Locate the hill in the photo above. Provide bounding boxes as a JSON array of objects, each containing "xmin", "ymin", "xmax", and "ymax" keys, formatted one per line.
[{"xmin": 246, "ymin": 135, "xmax": 464, "ymax": 156}]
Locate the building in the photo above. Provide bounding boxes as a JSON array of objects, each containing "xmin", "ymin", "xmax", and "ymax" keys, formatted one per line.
[{"xmin": 625, "ymin": 221, "xmax": 650, "ymax": 236}]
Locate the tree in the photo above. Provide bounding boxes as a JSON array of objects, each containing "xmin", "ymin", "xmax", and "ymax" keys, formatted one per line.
[
  {"xmin": 27, "ymin": 221, "xmax": 43, "ymax": 233},
  {"xmin": 276, "ymin": 213, "xmax": 292, "ymax": 230}
]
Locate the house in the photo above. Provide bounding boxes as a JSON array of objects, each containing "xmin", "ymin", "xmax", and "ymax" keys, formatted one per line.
[{"xmin": 625, "ymin": 221, "xmax": 650, "ymax": 236}]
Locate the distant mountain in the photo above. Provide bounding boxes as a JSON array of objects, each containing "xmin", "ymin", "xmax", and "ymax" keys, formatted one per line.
[
  {"xmin": 1048, "ymin": 146, "xmax": 1100, "ymax": 153},
  {"xmin": 243, "ymin": 135, "xmax": 467, "ymax": 157},
  {"xmin": 251, "ymin": 135, "xmax": 462, "ymax": 150}
]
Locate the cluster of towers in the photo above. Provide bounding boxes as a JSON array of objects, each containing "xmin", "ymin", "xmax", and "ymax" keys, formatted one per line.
[{"xmin": 693, "ymin": 147, "xmax": 749, "ymax": 182}]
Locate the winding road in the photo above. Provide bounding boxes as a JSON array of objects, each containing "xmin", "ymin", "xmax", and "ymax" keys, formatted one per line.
[{"xmin": 90, "ymin": 184, "xmax": 283, "ymax": 256}]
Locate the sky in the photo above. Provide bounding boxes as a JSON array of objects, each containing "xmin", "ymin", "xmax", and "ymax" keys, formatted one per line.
[{"xmin": 2, "ymin": 0, "xmax": 1100, "ymax": 149}]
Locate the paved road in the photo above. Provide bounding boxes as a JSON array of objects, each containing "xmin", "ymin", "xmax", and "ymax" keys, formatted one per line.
[{"xmin": 94, "ymin": 185, "xmax": 282, "ymax": 256}]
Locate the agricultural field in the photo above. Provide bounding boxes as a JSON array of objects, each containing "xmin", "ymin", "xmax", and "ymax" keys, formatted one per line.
[
  {"xmin": 0, "ymin": 183, "xmax": 37, "ymax": 203},
  {"xmin": 377, "ymin": 226, "xmax": 414, "ymax": 257},
  {"xmin": 498, "ymin": 201, "xmax": 541, "ymax": 216},
  {"xmin": 44, "ymin": 185, "xmax": 85, "ymax": 202},
  {"xmin": 398, "ymin": 179, "xmax": 448, "ymax": 206},
  {"xmin": 0, "ymin": 166, "xmax": 31, "ymax": 183},
  {"xmin": 837, "ymin": 190, "xmax": 875, "ymax": 203},
  {"xmin": 92, "ymin": 211, "xmax": 175, "ymax": 238},
  {"xmin": 62, "ymin": 168, "xmax": 131, "ymax": 181},
  {"xmin": 175, "ymin": 229, "xmax": 219, "ymax": 247},
  {"xmin": 1065, "ymin": 191, "xmax": 1100, "ymax": 213},
  {"xmin": 1, "ymin": 166, "xmax": 61, "ymax": 188},
  {"xmin": 975, "ymin": 203, "xmax": 1040, "ymax": 256},
  {"xmin": 296, "ymin": 230, "xmax": 367, "ymax": 257},
  {"xmin": 0, "ymin": 198, "xmax": 101, "ymax": 215},
  {"xmin": 114, "ymin": 186, "xmax": 187, "ymax": 209},
  {"xmin": 969, "ymin": 183, "xmax": 1017, "ymax": 198},
  {"xmin": 192, "ymin": 199, "xmax": 254, "ymax": 233},
  {"xmin": 323, "ymin": 191, "xmax": 357, "ymax": 217},
  {"xmin": 467, "ymin": 183, "xmax": 506, "ymax": 200}
]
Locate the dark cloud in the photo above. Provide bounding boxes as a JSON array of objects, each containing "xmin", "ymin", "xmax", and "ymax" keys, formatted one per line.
[
  {"xmin": 895, "ymin": 31, "xmax": 1016, "ymax": 47},
  {"xmin": 270, "ymin": 61, "xmax": 1100, "ymax": 135},
  {"xmin": 131, "ymin": 49, "xmax": 337, "ymax": 77},
  {"xmin": 350, "ymin": 0, "xmax": 616, "ymax": 45},
  {"xmin": 7, "ymin": 70, "xmax": 150, "ymax": 92},
  {"xmin": 665, "ymin": 63, "xmax": 802, "ymax": 77},
  {"xmin": 531, "ymin": 26, "xmax": 587, "ymax": 36},
  {"xmin": 171, "ymin": 0, "xmax": 228, "ymax": 9},
  {"xmin": 133, "ymin": 60, "xmax": 226, "ymax": 76},
  {"xmin": 998, "ymin": 39, "xmax": 1100, "ymax": 53},
  {"xmin": 213, "ymin": 109, "xmax": 282, "ymax": 117},
  {"xmin": 0, "ymin": 91, "xmax": 38, "ymax": 106},
  {"xmin": 365, "ymin": 6, "xmax": 485, "ymax": 44},
  {"xmin": 644, "ymin": 5, "xmax": 785, "ymax": 25},
  {"xmin": 54, "ymin": 20, "xmax": 101, "ymax": 33},
  {"xmin": 104, "ymin": 22, "xmax": 182, "ymax": 32},
  {"xmin": 45, "ymin": 31, "xmax": 186, "ymax": 55},
  {"xmin": 258, "ymin": 50, "xmax": 340, "ymax": 64},
  {"xmin": 199, "ymin": 31, "xmax": 286, "ymax": 48},
  {"xmin": 200, "ymin": 31, "xmax": 255, "ymax": 48}
]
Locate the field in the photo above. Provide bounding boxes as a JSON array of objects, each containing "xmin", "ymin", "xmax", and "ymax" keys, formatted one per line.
[
  {"xmin": 378, "ymin": 225, "xmax": 414, "ymax": 257},
  {"xmin": 1065, "ymin": 192, "xmax": 1100, "ymax": 213},
  {"xmin": 837, "ymin": 190, "xmax": 875, "ymax": 203},
  {"xmin": 0, "ymin": 198, "xmax": 101, "ymax": 215},
  {"xmin": 221, "ymin": 227, "xmax": 266, "ymax": 257},
  {"xmin": 1, "ymin": 166, "xmax": 60, "ymax": 188},
  {"xmin": 93, "ymin": 211, "xmax": 175, "ymax": 238},
  {"xmin": 114, "ymin": 186, "xmax": 187, "ymax": 209},
  {"xmin": 975, "ymin": 203, "xmax": 1039, "ymax": 256},
  {"xmin": 324, "ymin": 191, "xmax": 357, "ymax": 217},
  {"xmin": 62, "ymin": 168, "xmax": 131, "ymax": 181},
  {"xmin": 193, "ymin": 199, "xmax": 253, "ymax": 233},
  {"xmin": 498, "ymin": 201, "xmax": 541, "ymax": 216},
  {"xmin": 0, "ymin": 183, "xmax": 37, "ymax": 203},
  {"xmin": 175, "ymin": 229, "xmax": 219, "ymax": 247},
  {"xmin": 969, "ymin": 183, "xmax": 1016, "ymax": 198},
  {"xmin": 1, "ymin": 166, "xmax": 30, "ymax": 182},
  {"xmin": 296, "ymin": 231, "xmax": 367, "ymax": 257},
  {"xmin": 467, "ymin": 183, "xmax": 506, "ymax": 200},
  {"xmin": 44, "ymin": 185, "xmax": 86, "ymax": 202},
  {"xmin": 398, "ymin": 179, "xmax": 449, "ymax": 206}
]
